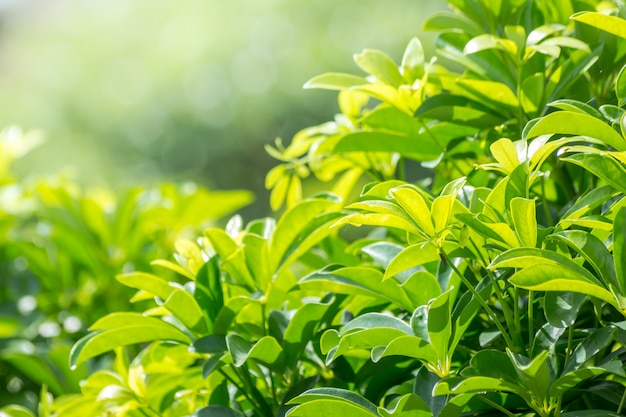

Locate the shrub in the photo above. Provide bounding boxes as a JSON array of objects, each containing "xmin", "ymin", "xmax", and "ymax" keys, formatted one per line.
[{"xmin": 4, "ymin": 0, "xmax": 626, "ymax": 416}]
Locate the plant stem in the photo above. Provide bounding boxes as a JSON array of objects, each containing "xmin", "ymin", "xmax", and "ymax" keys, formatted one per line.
[
  {"xmin": 617, "ymin": 386, "xmax": 626, "ymax": 414},
  {"xmin": 419, "ymin": 120, "xmax": 467, "ymax": 178},
  {"xmin": 540, "ymin": 174, "xmax": 554, "ymax": 226},
  {"xmin": 528, "ymin": 290, "xmax": 534, "ymax": 349},
  {"xmin": 441, "ymin": 251, "xmax": 516, "ymax": 349},
  {"xmin": 240, "ymin": 365, "xmax": 275, "ymax": 417},
  {"xmin": 564, "ymin": 325, "xmax": 574, "ymax": 366},
  {"xmin": 486, "ymin": 268, "xmax": 523, "ymax": 348},
  {"xmin": 477, "ymin": 395, "xmax": 517, "ymax": 417}
]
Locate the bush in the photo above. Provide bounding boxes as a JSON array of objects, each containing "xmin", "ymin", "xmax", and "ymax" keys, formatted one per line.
[{"xmin": 4, "ymin": 0, "xmax": 626, "ymax": 416}]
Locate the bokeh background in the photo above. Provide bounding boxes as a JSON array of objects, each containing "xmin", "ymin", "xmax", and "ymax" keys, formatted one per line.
[{"xmin": 0, "ymin": 0, "xmax": 446, "ymax": 216}]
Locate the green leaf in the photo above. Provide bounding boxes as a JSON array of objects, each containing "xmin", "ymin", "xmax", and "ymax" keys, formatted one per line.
[
  {"xmin": 615, "ymin": 207, "xmax": 626, "ymax": 298},
  {"xmin": 282, "ymin": 301, "xmax": 333, "ymax": 367},
  {"xmin": 434, "ymin": 376, "xmax": 530, "ymax": 403},
  {"xmin": 354, "ymin": 49, "xmax": 405, "ymax": 87},
  {"xmin": 334, "ymin": 212, "xmax": 418, "ymax": 234},
  {"xmin": 489, "ymin": 138, "xmax": 520, "ymax": 172},
  {"xmin": 428, "ymin": 290, "xmax": 452, "ymax": 371},
  {"xmin": 370, "ymin": 335, "xmax": 437, "ymax": 365},
  {"xmin": 194, "ymin": 257, "xmax": 224, "ymax": 334},
  {"xmin": 342, "ymin": 313, "xmax": 413, "ymax": 335},
  {"xmin": 509, "ymin": 264, "xmax": 616, "ymax": 307},
  {"xmin": 333, "ymin": 131, "xmax": 440, "ymax": 161},
  {"xmin": 205, "ymin": 228, "xmax": 255, "ymax": 289},
  {"xmin": 242, "ymin": 233, "xmax": 271, "ymax": 291},
  {"xmin": 378, "ymin": 393, "xmax": 431, "ymax": 417},
  {"xmin": 562, "ymin": 153, "xmax": 626, "ymax": 194},
  {"xmin": 0, "ymin": 406, "xmax": 36, "ymax": 417},
  {"xmin": 456, "ymin": 213, "xmax": 519, "ymax": 248},
  {"xmin": 402, "ymin": 271, "xmax": 443, "ymax": 308},
  {"xmin": 491, "ymin": 248, "xmax": 604, "ymax": 286},
  {"xmin": 455, "ymin": 79, "xmax": 519, "ymax": 113},
  {"xmin": 194, "ymin": 406, "xmax": 246, "ymax": 417},
  {"xmin": 548, "ymin": 230, "xmax": 617, "ymax": 293},
  {"xmin": 562, "ymin": 410, "xmax": 624, "ymax": 416},
  {"xmin": 423, "ymin": 11, "xmax": 483, "ymax": 37},
  {"xmin": 571, "ymin": 12, "xmax": 626, "ymax": 40},
  {"xmin": 190, "ymin": 335, "xmax": 227, "ymax": 354},
  {"xmin": 510, "ymin": 198, "xmax": 537, "ymax": 247},
  {"xmin": 562, "ymin": 326, "xmax": 616, "ymax": 375},
  {"xmin": 327, "ymin": 327, "xmax": 412, "ymax": 363},
  {"xmin": 303, "ymin": 73, "xmax": 368, "ymax": 90},
  {"xmin": 401, "ymin": 37, "xmax": 425, "ymax": 82},
  {"xmin": 163, "ymin": 287, "xmax": 204, "ymax": 330},
  {"xmin": 384, "ymin": 242, "xmax": 440, "ymax": 280},
  {"xmin": 507, "ymin": 350, "xmax": 552, "ymax": 405},
  {"xmin": 389, "ymin": 185, "xmax": 434, "ymax": 236},
  {"xmin": 287, "ymin": 389, "xmax": 378, "ymax": 416},
  {"xmin": 450, "ymin": 278, "xmax": 492, "ymax": 353},
  {"xmin": 616, "ymin": 65, "xmax": 626, "ymax": 107},
  {"xmin": 70, "ymin": 313, "xmax": 191, "ymax": 368},
  {"xmin": 551, "ymin": 360, "xmax": 624, "ymax": 398},
  {"xmin": 548, "ymin": 99, "xmax": 604, "ymax": 119},
  {"xmin": 520, "ymin": 73, "xmax": 544, "ymax": 116},
  {"xmin": 0, "ymin": 352, "xmax": 66, "ymax": 396},
  {"xmin": 415, "ymin": 94, "xmax": 505, "ymax": 128},
  {"xmin": 431, "ymin": 194, "xmax": 458, "ymax": 234},
  {"xmin": 270, "ymin": 195, "xmax": 341, "ymax": 271},
  {"xmin": 298, "ymin": 267, "xmax": 414, "ymax": 311},
  {"xmin": 465, "ymin": 349, "xmax": 519, "ymax": 382},
  {"xmin": 226, "ymin": 334, "xmax": 284, "ymax": 371},
  {"xmin": 115, "ymin": 272, "xmax": 174, "ymax": 300},
  {"xmin": 214, "ymin": 296, "xmax": 261, "ymax": 335},
  {"xmin": 527, "ymin": 111, "xmax": 626, "ymax": 151},
  {"xmin": 543, "ymin": 292, "xmax": 587, "ymax": 328}
]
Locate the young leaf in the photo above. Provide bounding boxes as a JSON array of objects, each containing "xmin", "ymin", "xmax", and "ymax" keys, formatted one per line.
[
  {"xmin": 510, "ymin": 197, "xmax": 537, "ymax": 247},
  {"xmin": 354, "ymin": 49, "xmax": 405, "ymax": 87},
  {"xmin": 303, "ymin": 73, "xmax": 368, "ymax": 90},
  {"xmin": 401, "ymin": 37, "xmax": 425, "ymax": 82}
]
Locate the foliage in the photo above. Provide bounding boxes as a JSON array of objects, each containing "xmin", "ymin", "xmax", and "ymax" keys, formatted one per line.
[
  {"xmin": 0, "ymin": 128, "xmax": 252, "ymax": 410},
  {"xmin": 4, "ymin": 0, "xmax": 626, "ymax": 416}
]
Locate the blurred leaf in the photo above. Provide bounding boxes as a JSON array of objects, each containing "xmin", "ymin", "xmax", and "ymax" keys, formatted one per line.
[
  {"xmin": 401, "ymin": 37, "xmax": 425, "ymax": 82},
  {"xmin": 194, "ymin": 406, "xmax": 246, "ymax": 417},
  {"xmin": 70, "ymin": 313, "xmax": 191, "ymax": 367},
  {"xmin": 304, "ymin": 73, "xmax": 369, "ymax": 90},
  {"xmin": 354, "ymin": 49, "xmax": 405, "ymax": 87},
  {"xmin": 571, "ymin": 12, "xmax": 626, "ymax": 39}
]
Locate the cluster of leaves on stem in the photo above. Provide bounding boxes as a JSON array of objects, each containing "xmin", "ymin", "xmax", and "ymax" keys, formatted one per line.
[{"xmin": 6, "ymin": 0, "xmax": 626, "ymax": 416}]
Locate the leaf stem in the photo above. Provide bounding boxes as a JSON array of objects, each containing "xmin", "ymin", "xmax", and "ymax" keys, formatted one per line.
[
  {"xmin": 418, "ymin": 120, "xmax": 467, "ymax": 178},
  {"xmin": 477, "ymin": 395, "xmax": 517, "ymax": 417},
  {"xmin": 528, "ymin": 290, "xmax": 534, "ymax": 349},
  {"xmin": 617, "ymin": 386, "xmax": 626, "ymax": 414},
  {"xmin": 486, "ymin": 268, "xmax": 523, "ymax": 348},
  {"xmin": 441, "ymin": 251, "xmax": 516, "ymax": 350}
]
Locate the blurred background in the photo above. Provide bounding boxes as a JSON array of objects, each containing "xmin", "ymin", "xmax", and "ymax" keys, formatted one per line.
[{"xmin": 0, "ymin": 0, "xmax": 446, "ymax": 217}]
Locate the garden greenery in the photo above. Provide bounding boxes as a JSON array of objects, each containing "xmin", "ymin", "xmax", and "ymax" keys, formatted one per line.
[{"xmin": 3, "ymin": 0, "xmax": 626, "ymax": 416}]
